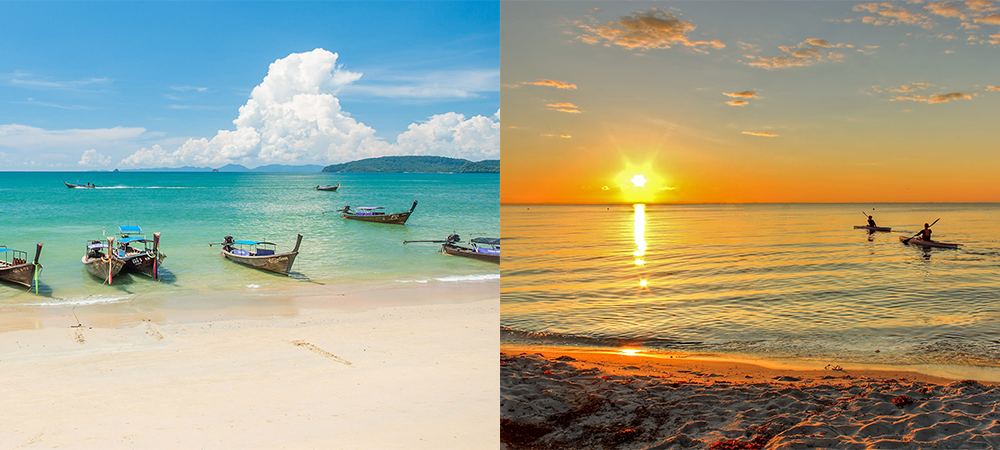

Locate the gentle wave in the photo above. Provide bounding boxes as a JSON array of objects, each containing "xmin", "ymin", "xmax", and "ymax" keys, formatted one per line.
[
  {"xmin": 26, "ymin": 295, "xmax": 132, "ymax": 307},
  {"xmin": 436, "ymin": 273, "xmax": 500, "ymax": 282}
]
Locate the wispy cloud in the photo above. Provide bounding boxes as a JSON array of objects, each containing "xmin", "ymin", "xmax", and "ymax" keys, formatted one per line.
[
  {"xmin": 742, "ymin": 131, "xmax": 778, "ymax": 137},
  {"xmin": 723, "ymin": 90, "xmax": 756, "ymax": 98},
  {"xmin": 346, "ymin": 69, "xmax": 498, "ymax": 99},
  {"xmin": 167, "ymin": 105, "xmax": 225, "ymax": 110},
  {"xmin": 547, "ymin": 102, "xmax": 581, "ymax": 113},
  {"xmin": 891, "ymin": 92, "xmax": 973, "ymax": 103},
  {"xmin": 575, "ymin": 8, "xmax": 725, "ymax": 53},
  {"xmin": 517, "ymin": 79, "xmax": 577, "ymax": 90},
  {"xmin": 987, "ymin": 85, "xmax": 1000, "ymax": 91},
  {"xmin": 746, "ymin": 38, "xmax": 859, "ymax": 69},
  {"xmin": 726, "ymin": 100, "xmax": 749, "ymax": 106},
  {"xmin": 0, "ymin": 124, "xmax": 147, "ymax": 151},
  {"xmin": 4, "ymin": 72, "xmax": 112, "ymax": 91},
  {"xmin": 560, "ymin": 134, "xmax": 572, "ymax": 138},
  {"xmin": 851, "ymin": 3, "xmax": 935, "ymax": 28},
  {"xmin": 975, "ymin": 12, "xmax": 1000, "ymax": 23},
  {"xmin": 170, "ymin": 85, "xmax": 209, "ymax": 92},
  {"xmin": 10, "ymin": 98, "xmax": 91, "ymax": 110}
]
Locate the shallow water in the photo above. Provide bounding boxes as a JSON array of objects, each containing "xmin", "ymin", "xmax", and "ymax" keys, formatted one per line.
[
  {"xmin": 501, "ymin": 203, "xmax": 1000, "ymax": 367},
  {"xmin": 0, "ymin": 172, "xmax": 498, "ymax": 307}
]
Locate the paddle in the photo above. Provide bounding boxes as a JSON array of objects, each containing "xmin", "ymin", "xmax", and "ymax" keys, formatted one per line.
[{"xmin": 902, "ymin": 217, "xmax": 940, "ymax": 244}]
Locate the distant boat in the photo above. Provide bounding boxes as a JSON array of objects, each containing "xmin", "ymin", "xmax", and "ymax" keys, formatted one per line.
[
  {"xmin": 82, "ymin": 238, "xmax": 125, "ymax": 284},
  {"xmin": 64, "ymin": 180, "xmax": 97, "ymax": 189},
  {"xmin": 115, "ymin": 226, "xmax": 164, "ymax": 280},
  {"xmin": 854, "ymin": 225, "xmax": 891, "ymax": 232},
  {"xmin": 213, "ymin": 234, "xmax": 303, "ymax": 275},
  {"xmin": 340, "ymin": 201, "xmax": 417, "ymax": 225},
  {"xmin": 315, "ymin": 183, "xmax": 340, "ymax": 191},
  {"xmin": 403, "ymin": 234, "xmax": 500, "ymax": 264},
  {"xmin": 0, "ymin": 243, "xmax": 43, "ymax": 290}
]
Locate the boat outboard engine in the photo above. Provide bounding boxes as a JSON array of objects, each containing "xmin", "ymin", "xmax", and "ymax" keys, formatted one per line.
[{"xmin": 446, "ymin": 234, "xmax": 461, "ymax": 244}]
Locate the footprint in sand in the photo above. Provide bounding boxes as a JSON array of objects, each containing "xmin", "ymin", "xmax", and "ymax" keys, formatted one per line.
[
  {"xmin": 290, "ymin": 340, "xmax": 352, "ymax": 366},
  {"xmin": 145, "ymin": 323, "xmax": 164, "ymax": 340},
  {"xmin": 74, "ymin": 329, "xmax": 85, "ymax": 343}
]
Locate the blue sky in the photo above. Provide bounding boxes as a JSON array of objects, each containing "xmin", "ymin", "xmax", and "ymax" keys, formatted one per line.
[{"xmin": 0, "ymin": 2, "xmax": 499, "ymax": 170}]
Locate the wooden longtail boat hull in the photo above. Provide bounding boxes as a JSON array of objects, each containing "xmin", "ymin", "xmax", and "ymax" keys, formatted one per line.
[
  {"xmin": 442, "ymin": 243, "xmax": 500, "ymax": 264},
  {"xmin": 119, "ymin": 253, "xmax": 165, "ymax": 279},
  {"xmin": 0, "ymin": 263, "xmax": 38, "ymax": 288},
  {"xmin": 82, "ymin": 255, "xmax": 125, "ymax": 284},
  {"xmin": 221, "ymin": 234, "xmax": 302, "ymax": 275},
  {"xmin": 342, "ymin": 201, "xmax": 417, "ymax": 225},
  {"xmin": 316, "ymin": 184, "xmax": 339, "ymax": 191},
  {"xmin": 342, "ymin": 210, "xmax": 412, "ymax": 225},
  {"xmin": 0, "ymin": 244, "xmax": 43, "ymax": 289},
  {"xmin": 117, "ymin": 232, "xmax": 163, "ymax": 280},
  {"xmin": 64, "ymin": 181, "xmax": 96, "ymax": 189}
]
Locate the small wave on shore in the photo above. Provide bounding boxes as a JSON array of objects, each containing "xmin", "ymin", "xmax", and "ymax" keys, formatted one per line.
[{"xmin": 25, "ymin": 294, "xmax": 131, "ymax": 307}]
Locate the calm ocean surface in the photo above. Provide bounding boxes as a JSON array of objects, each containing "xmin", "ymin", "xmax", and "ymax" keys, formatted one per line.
[
  {"xmin": 502, "ymin": 204, "xmax": 1000, "ymax": 368},
  {"xmin": 0, "ymin": 172, "xmax": 498, "ymax": 308}
]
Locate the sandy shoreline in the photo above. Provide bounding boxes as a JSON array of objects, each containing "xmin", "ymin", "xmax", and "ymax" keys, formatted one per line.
[
  {"xmin": 501, "ymin": 347, "xmax": 1000, "ymax": 449},
  {"xmin": 0, "ymin": 280, "xmax": 499, "ymax": 449}
]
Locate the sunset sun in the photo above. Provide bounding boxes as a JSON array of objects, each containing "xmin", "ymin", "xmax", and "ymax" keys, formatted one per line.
[{"xmin": 631, "ymin": 174, "xmax": 647, "ymax": 187}]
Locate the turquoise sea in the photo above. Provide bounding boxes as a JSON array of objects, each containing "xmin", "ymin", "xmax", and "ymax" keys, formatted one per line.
[
  {"xmin": 0, "ymin": 172, "xmax": 498, "ymax": 309},
  {"xmin": 502, "ymin": 204, "xmax": 1000, "ymax": 371}
]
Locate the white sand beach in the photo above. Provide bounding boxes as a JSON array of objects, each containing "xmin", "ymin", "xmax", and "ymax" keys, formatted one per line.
[
  {"xmin": 502, "ymin": 348, "xmax": 1000, "ymax": 449},
  {"xmin": 0, "ymin": 281, "xmax": 498, "ymax": 449}
]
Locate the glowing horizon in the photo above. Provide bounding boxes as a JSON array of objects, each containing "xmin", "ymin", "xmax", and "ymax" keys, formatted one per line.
[{"xmin": 501, "ymin": 2, "xmax": 1000, "ymax": 204}]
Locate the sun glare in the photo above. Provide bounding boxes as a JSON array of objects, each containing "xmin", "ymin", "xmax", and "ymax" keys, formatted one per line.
[{"xmin": 631, "ymin": 174, "xmax": 647, "ymax": 187}]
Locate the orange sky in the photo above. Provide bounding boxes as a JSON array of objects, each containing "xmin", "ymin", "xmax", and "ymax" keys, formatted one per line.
[{"xmin": 501, "ymin": 2, "xmax": 1000, "ymax": 204}]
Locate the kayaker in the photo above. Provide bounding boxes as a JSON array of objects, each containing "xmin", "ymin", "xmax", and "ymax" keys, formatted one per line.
[
  {"xmin": 867, "ymin": 215, "xmax": 877, "ymax": 227},
  {"xmin": 918, "ymin": 223, "xmax": 932, "ymax": 241}
]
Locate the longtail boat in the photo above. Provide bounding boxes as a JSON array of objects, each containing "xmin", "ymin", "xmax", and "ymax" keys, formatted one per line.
[
  {"xmin": 83, "ymin": 237, "xmax": 125, "ymax": 284},
  {"xmin": 115, "ymin": 226, "xmax": 164, "ymax": 280},
  {"xmin": 316, "ymin": 183, "xmax": 340, "ymax": 191},
  {"xmin": 64, "ymin": 180, "xmax": 97, "ymax": 189},
  {"xmin": 404, "ymin": 234, "xmax": 500, "ymax": 264},
  {"xmin": 340, "ymin": 201, "xmax": 417, "ymax": 225},
  {"xmin": 213, "ymin": 234, "xmax": 303, "ymax": 275},
  {"xmin": 0, "ymin": 243, "xmax": 43, "ymax": 290}
]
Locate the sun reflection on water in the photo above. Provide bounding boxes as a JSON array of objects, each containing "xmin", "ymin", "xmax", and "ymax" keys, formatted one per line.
[{"xmin": 634, "ymin": 204, "xmax": 649, "ymax": 289}]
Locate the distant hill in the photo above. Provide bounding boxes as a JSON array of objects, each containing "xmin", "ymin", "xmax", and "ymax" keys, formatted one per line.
[{"xmin": 321, "ymin": 156, "xmax": 499, "ymax": 173}]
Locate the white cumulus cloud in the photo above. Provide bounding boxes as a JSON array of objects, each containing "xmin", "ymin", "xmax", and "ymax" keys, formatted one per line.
[
  {"xmin": 120, "ymin": 48, "xmax": 498, "ymax": 168},
  {"xmin": 78, "ymin": 149, "xmax": 112, "ymax": 167}
]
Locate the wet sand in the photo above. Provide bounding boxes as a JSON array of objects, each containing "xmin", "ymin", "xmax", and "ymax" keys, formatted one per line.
[
  {"xmin": 0, "ymin": 280, "xmax": 498, "ymax": 449},
  {"xmin": 501, "ymin": 347, "xmax": 1000, "ymax": 449}
]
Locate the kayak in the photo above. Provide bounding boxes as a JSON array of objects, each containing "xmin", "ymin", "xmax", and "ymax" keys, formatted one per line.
[
  {"xmin": 899, "ymin": 236, "xmax": 961, "ymax": 249},
  {"xmin": 855, "ymin": 225, "xmax": 891, "ymax": 232}
]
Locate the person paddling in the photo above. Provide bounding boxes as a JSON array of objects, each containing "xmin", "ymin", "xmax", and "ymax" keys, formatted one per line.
[
  {"xmin": 917, "ymin": 223, "xmax": 932, "ymax": 241},
  {"xmin": 867, "ymin": 215, "xmax": 877, "ymax": 227}
]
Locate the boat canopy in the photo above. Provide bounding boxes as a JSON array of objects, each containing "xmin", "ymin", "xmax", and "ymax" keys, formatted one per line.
[
  {"xmin": 119, "ymin": 225, "xmax": 142, "ymax": 233},
  {"xmin": 234, "ymin": 240, "xmax": 275, "ymax": 246},
  {"xmin": 355, "ymin": 207, "xmax": 384, "ymax": 210},
  {"xmin": 118, "ymin": 237, "xmax": 149, "ymax": 244},
  {"xmin": 0, "ymin": 248, "xmax": 13, "ymax": 253},
  {"xmin": 471, "ymin": 237, "xmax": 500, "ymax": 246}
]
